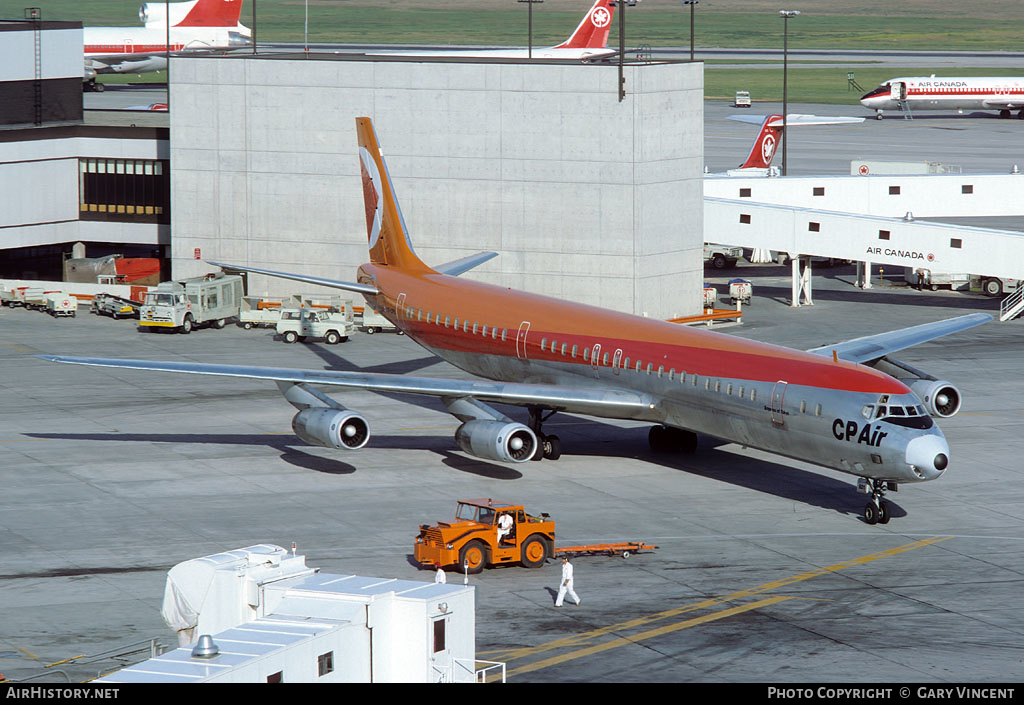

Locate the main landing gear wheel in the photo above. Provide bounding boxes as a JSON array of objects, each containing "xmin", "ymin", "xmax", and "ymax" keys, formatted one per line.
[{"xmin": 528, "ymin": 407, "xmax": 562, "ymax": 461}]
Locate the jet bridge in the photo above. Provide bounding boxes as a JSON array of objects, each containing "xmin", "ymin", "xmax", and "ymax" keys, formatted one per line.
[{"xmin": 704, "ymin": 197, "xmax": 1024, "ymax": 308}]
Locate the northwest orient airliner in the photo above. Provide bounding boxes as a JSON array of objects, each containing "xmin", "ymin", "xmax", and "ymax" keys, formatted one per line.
[
  {"xmin": 84, "ymin": 0, "xmax": 250, "ymax": 90},
  {"xmin": 861, "ymin": 76, "xmax": 1024, "ymax": 120},
  {"xmin": 41, "ymin": 118, "xmax": 991, "ymax": 526},
  {"xmin": 366, "ymin": 0, "xmax": 617, "ymax": 61}
]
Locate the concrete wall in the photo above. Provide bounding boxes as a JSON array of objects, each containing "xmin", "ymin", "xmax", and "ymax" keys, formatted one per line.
[{"xmin": 169, "ymin": 56, "xmax": 703, "ymax": 319}]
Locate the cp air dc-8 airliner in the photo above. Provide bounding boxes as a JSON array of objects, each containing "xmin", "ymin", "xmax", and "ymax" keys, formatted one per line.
[{"xmin": 42, "ymin": 118, "xmax": 990, "ymax": 525}]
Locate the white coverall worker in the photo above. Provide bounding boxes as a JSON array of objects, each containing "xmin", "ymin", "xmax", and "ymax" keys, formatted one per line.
[
  {"xmin": 435, "ymin": 565, "xmax": 446, "ymax": 584},
  {"xmin": 497, "ymin": 513, "xmax": 513, "ymax": 544},
  {"xmin": 555, "ymin": 557, "xmax": 581, "ymax": 606}
]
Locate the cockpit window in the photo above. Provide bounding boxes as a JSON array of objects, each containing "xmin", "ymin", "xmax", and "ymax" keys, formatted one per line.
[{"xmin": 863, "ymin": 400, "xmax": 934, "ymax": 429}]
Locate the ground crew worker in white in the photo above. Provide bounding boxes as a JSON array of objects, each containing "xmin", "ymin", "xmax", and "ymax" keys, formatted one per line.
[
  {"xmin": 554, "ymin": 556, "xmax": 581, "ymax": 607},
  {"xmin": 497, "ymin": 512, "xmax": 513, "ymax": 544},
  {"xmin": 435, "ymin": 564, "xmax": 446, "ymax": 584}
]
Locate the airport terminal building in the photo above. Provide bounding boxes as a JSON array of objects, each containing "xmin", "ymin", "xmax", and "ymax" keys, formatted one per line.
[{"xmin": 0, "ymin": 42, "xmax": 705, "ymax": 319}]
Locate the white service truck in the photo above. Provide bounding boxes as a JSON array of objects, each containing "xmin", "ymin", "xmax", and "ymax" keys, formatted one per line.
[
  {"xmin": 138, "ymin": 273, "xmax": 243, "ymax": 334},
  {"xmin": 276, "ymin": 308, "xmax": 353, "ymax": 344},
  {"xmin": 704, "ymin": 244, "xmax": 744, "ymax": 269}
]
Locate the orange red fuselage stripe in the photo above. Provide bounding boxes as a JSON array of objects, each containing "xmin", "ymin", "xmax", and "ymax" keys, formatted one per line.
[{"xmin": 362, "ymin": 264, "xmax": 909, "ymax": 395}]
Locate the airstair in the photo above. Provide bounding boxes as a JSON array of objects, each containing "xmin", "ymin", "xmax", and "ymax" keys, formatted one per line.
[{"xmin": 999, "ymin": 288, "xmax": 1024, "ymax": 321}]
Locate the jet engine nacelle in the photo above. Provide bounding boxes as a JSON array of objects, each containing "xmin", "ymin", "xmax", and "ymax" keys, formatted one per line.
[
  {"xmin": 455, "ymin": 420, "xmax": 537, "ymax": 463},
  {"xmin": 292, "ymin": 407, "xmax": 370, "ymax": 450},
  {"xmin": 906, "ymin": 379, "xmax": 962, "ymax": 418}
]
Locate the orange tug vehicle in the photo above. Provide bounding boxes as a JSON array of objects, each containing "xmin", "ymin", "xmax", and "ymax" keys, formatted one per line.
[{"xmin": 414, "ymin": 499, "xmax": 658, "ymax": 574}]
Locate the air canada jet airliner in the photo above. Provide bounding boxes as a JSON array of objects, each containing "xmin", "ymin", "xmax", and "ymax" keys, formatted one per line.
[
  {"xmin": 41, "ymin": 117, "xmax": 991, "ymax": 525},
  {"xmin": 861, "ymin": 76, "xmax": 1024, "ymax": 120},
  {"xmin": 726, "ymin": 114, "xmax": 864, "ymax": 172},
  {"xmin": 367, "ymin": 0, "xmax": 617, "ymax": 61},
  {"xmin": 84, "ymin": 0, "xmax": 250, "ymax": 90}
]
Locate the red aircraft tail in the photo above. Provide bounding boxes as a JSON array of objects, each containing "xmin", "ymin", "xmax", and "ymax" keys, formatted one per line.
[
  {"xmin": 355, "ymin": 118, "xmax": 432, "ymax": 271},
  {"xmin": 554, "ymin": 0, "xmax": 615, "ymax": 49},
  {"xmin": 176, "ymin": 0, "xmax": 244, "ymax": 28},
  {"xmin": 738, "ymin": 114, "xmax": 782, "ymax": 169}
]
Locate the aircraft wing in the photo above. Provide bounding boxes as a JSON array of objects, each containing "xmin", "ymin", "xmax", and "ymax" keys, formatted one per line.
[
  {"xmin": 37, "ymin": 355, "xmax": 653, "ymax": 419},
  {"xmin": 728, "ymin": 114, "xmax": 865, "ymax": 128},
  {"xmin": 982, "ymin": 98, "xmax": 1024, "ymax": 110},
  {"xmin": 206, "ymin": 260, "xmax": 378, "ymax": 296},
  {"xmin": 806, "ymin": 313, "xmax": 991, "ymax": 364}
]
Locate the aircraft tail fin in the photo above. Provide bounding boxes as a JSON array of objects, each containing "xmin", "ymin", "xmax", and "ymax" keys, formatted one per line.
[
  {"xmin": 355, "ymin": 118, "xmax": 432, "ymax": 271},
  {"xmin": 176, "ymin": 0, "xmax": 245, "ymax": 28},
  {"xmin": 738, "ymin": 114, "xmax": 782, "ymax": 169},
  {"xmin": 554, "ymin": 0, "xmax": 615, "ymax": 49}
]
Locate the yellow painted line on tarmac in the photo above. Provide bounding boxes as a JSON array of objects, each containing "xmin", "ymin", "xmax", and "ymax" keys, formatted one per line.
[
  {"xmin": 484, "ymin": 536, "xmax": 952, "ymax": 665},
  {"xmin": 2, "ymin": 343, "xmax": 39, "ymax": 353},
  {"xmin": 500, "ymin": 595, "xmax": 796, "ymax": 680}
]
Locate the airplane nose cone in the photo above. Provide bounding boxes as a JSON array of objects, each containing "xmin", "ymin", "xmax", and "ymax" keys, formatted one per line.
[{"xmin": 905, "ymin": 434, "xmax": 950, "ymax": 480}]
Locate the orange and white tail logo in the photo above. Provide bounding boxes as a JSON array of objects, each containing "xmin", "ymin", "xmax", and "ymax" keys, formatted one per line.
[
  {"xmin": 355, "ymin": 118, "xmax": 430, "ymax": 271},
  {"xmin": 738, "ymin": 114, "xmax": 782, "ymax": 169},
  {"xmin": 175, "ymin": 0, "xmax": 244, "ymax": 28},
  {"xmin": 554, "ymin": 0, "xmax": 616, "ymax": 49}
]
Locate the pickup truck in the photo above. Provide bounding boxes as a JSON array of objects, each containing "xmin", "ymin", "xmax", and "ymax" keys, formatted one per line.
[
  {"xmin": 276, "ymin": 308, "xmax": 354, "ymax": 344},
  {"xmin": 703, "ymin": 244, "xmax": 744, "ymax": 269}
]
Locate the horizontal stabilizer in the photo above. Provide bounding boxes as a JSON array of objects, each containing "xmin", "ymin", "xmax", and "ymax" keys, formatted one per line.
[
  {"xmin": 207, "ymin": 261, "xmax": 378, "ymax": 296},
  {"xmin": 434, "ymin": 252, "xmax": 499, "ymax": 277},
  {"xmin": 728, "ymin": 114, "xmax": 865, "ymax": 128},
  {"xmin": 807, "ymin": 313, "xmax": 992, "ymax": 364}
]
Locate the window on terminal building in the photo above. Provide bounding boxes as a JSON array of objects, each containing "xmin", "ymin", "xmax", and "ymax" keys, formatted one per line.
[{"xmin": 79, "ymin": 158, "xmax": 169, "ymax": 224}]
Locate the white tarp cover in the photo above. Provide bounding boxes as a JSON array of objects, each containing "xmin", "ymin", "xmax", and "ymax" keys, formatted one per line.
[{"xmin": 160, "ymin": 544, "xmax": 287, "ymax": 645}]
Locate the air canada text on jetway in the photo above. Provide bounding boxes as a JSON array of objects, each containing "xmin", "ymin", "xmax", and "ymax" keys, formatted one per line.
[{"xmin": 866, "ymin": 247, "xmax": 928, "ymax": 261}]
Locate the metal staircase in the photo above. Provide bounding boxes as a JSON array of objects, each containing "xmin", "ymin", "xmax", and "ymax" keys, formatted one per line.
[{"xmin": 999, "ymin": 287, "xmax": 1024, "ymax": 321}]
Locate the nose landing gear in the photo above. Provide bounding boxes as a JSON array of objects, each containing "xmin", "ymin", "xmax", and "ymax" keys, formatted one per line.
[{"xmin": 859, "ymin": 478, "xmax": 896, "ymax": 525}]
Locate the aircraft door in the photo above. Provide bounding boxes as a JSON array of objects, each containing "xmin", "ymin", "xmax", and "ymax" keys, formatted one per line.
[
  {"xmin": 889, "ymin": 81, "xmax": 906, "ymax": 102},
  {"xmin": 770, "ymin": 381, "xmax": 788, "ymax": 426},
  {"xmin": 429, "ymin": 614, "xmax": 453, "ymax": 682},
  {"xmin": 590, "ymin": 343, "xmax": 602, "ymax": 376},
  {"xmin": 516, "ymin": 321, "xmax": 530, "ymax": 359},
  {"xmin": 612, "ymin": 348, "xmax": 623, "ymax": 376},
  {"xmin": 396, "ymin": 292, "xmax": 406, "ymax": 321}
]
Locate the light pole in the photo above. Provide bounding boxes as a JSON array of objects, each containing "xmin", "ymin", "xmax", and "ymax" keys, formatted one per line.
[
  {"xmin": 779, "ymin": 10, "xmax": 799, "ymax": 176},
  {"xmin": 517, "ymin": 0, "xmax": 544, "ymax": 59},
  {"xmin": 614, "ymin": 0, "xmax": 639, "ymax": 102},
  {"xmin": 681, "ymin": 1, "xmax": 698, "ymax": 61}
]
